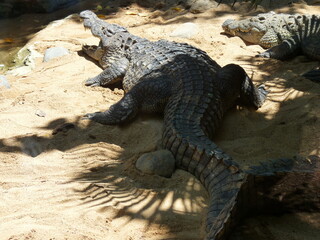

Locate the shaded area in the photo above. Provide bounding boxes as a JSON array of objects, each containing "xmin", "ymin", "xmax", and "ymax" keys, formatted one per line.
[
  {"xmin": 1, "ymin": 0, "xmax": 317, "ymax": 71},
  {"xmin": 0, "ymin": 89, "xmax": 319, "ymax": 239},
  {"xmin": 0, "ymin": 115, "xmax": 208, "ymax": 238}
]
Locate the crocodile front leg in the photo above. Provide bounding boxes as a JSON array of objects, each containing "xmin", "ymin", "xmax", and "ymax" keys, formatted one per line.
[
  {"xmin": 84, "ymin": 76, "xmax": 173, "ymax": 124},
  {"xmin": 239, "ymin": 77, "xmax": 268, "ymax": 110},
  {"xmin": 85, "ymin": 56, "xmax": 129, "ymax": 87},
  {"xmin": 83, "ymin": 42, "xmax": 130, "ymax": 87}
]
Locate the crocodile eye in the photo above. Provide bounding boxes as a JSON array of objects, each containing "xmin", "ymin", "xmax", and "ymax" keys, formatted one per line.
[{"xmin": 258, "ymin": 17, "xmax": 265, "ymax": 21}]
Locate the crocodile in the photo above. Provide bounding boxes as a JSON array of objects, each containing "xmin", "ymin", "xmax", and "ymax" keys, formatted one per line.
[
  {"xmin": 222, "ymin": 12, "xmax": 320, "ymax": 83},
  {"xmin": 222, "ymin": 11, "xmax": 313, "ymax": 49},
  {"xmin": 79, "ymin": 10, "xmax": 320, "ymax": 239}
]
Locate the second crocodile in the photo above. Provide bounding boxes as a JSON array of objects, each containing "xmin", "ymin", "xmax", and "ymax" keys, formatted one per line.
[{"xmin": 222, "ymin": 12, "xmax": 320, "ymax": 83}]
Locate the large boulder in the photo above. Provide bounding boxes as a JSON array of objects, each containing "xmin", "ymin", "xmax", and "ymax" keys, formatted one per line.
[{"xmin": 0, "ymin": 0, "xmax": 79, "ymax": 18}]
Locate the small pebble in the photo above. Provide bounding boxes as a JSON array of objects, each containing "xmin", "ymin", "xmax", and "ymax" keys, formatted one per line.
[
  {"xmin": 189, "ymin": 0, "xmax": 217, "ymax": 14},
  {"xmin": 0, "ymin": 75, "xmax": 10, "ymax": 89},
  {"xmin": 35, "ymin": 109, "xmax": 46, "ymax": 117}
]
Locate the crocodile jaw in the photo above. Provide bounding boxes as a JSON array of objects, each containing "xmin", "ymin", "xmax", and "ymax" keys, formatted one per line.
[{"xmin": 222, "ymin": 19, "xmax": 266, "ymax": 45}]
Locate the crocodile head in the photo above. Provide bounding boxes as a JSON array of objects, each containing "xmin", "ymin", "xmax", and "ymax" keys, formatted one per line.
[
  {"xmin": 222, "ymin": 18, "xmax": 268, "ymax": 45},
  {"xmin": 222, "ymin": 11, "xmax": 288, "ymax": 48},
  {"xmin": 79, "ymin": 10, "xmax": 127, "ymax": 40}
]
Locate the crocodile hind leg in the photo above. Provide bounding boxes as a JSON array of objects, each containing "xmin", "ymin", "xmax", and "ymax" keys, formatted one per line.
[
  {"xmin": 216, "ymin": 64, "xmax": 268, "ymax": 109},
  {"xmin": 83, "ymin": 76, "xmax": 173, "ymax": 125},
  {"xmin": 239, "ymin": 76, "xmax": 268, "ymax": 110}
]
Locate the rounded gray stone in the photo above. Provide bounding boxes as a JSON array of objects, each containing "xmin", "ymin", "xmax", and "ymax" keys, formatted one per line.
[
  {"xmin": 170, "ymin": 22, "xmax": 199, "ymax": 39},
  {"xmin": 43, "ymin": 47, "xmax": 69, "ymax": 62},
  {"xmin": 188, "ymin": 0, "xmax": 218, "ymax": 13},
  {"xmin": 35, "ymin": 109, "xmax": 46, "ymax": 117},
  {"xmin": 135, "ymin": 150, "xmax": 175, "ymax": 178},
  {"xmin": 0, "ymin": 75, "xmax": 10, "ymax": 89}
]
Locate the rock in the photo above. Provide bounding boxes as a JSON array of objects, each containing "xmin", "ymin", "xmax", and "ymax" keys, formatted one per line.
[
  {"xmin": 8, "ymin": 45, "xmax": 42, "ymax": 76},
  {"xmin": 35, "ymin": 109, "xmax": 46, "ymax": 117},
  {"xmin": 0, "ymin": 75, "xmax": 10, "ymax": 89},
  {"xmin": 0, "ymin": 0, "xmax": 78, "ymax": 18},
  {"xmin": 170, "ymin": 22, "xmax": 199, "ymax": 39},
  {"xmin": 188, "ymin": 0, "xmax": 218, "ymax": 13},
  {"xmin": 135, "ymin": 150, "xmax": 176, "ymax": 178},
  {"xmin": 43, "ymin": 47, "xmax": 69, "ymax": 62},
  {"xmin": 39, "ymin": 0, "xmax": 79, "ymax": 13},
  {"xmin": 0, "ymin": 2, "xmax": 13, "ymax": 18}
]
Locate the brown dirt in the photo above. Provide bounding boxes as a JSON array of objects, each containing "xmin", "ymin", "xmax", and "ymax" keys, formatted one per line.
[{"xmin": 0, "ymin": 1, "xmax": 319, "ymax": 240}]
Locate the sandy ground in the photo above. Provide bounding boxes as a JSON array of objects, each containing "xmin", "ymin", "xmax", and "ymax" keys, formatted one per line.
[{"xmin": 0, "ymin": 1, "xmax": 320, "ymax": 240}]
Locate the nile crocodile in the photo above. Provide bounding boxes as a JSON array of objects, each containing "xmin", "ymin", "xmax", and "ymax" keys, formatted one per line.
[
  {"xmin": 79, "ymin": 10, "xmax": 319, "ymax": 239},
  {"xmin": 222, "ymin": 11, "xmax": 317, "ymax": 48},
  {"xmin": 222, "ymin": 12, "xmax": 320, "ymax": 83}
]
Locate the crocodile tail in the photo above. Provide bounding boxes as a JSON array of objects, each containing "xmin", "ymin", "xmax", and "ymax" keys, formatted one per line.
[
  {"xmin": 161, "ymin": 60, "xmax": 265, "ymax": 239},
  {"xmin": 162, "ymin": 116, "xmax": 248, "ymax": 239},
  {"xmin": 204, "ymin": 169, "xmax": 247, "ymax": 240},
  {"xmin": 162, "ymin": 87, "xmax": 248, "ymax": 238}
]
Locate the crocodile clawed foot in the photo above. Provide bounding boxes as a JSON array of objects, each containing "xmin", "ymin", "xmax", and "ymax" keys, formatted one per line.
[
  {"xmin": 256, "ymin": 84, "xmax": 269, "ymax": 107},
  {"xmin": 85, "ymin": 78, "xmax": 100, "ymax": 86},
  {"xmin": 82, "ymin": 112, "xmax": 101, "ymax": 120},
  {"xmin": 258, "ymin": 84, "xmax": 268, "ymax": 97},
  {"xmin": 256, "ymin": 51, "xmax": 271, "ymax": 58}
]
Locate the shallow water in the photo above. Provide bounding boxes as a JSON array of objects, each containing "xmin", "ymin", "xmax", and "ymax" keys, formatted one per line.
[
  {"xmin": 0, "ymin": 0, "xmax": 98, "ymax": 73},
  {"xmin": 0, "ymin": 13, "xmax": 61, "ymax": 72}
]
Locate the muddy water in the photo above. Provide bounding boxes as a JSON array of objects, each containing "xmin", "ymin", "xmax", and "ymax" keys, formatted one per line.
[
  {"xmin": 0, "ymin": 0, "xmax": 98, "ymax": 73},
  {"xmin": 0, "ymin": 13, "xmax": 62, "ymax": 73}
]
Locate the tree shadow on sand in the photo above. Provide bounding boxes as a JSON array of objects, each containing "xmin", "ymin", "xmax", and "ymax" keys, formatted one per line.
[{"xmin": 0, "ymin": 79, "xmax": 319, "ymax": 239}]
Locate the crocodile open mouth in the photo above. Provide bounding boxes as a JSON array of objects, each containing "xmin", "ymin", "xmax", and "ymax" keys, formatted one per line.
[{"xmin": 224, "ymin": 27, "xmax": 257, "ymax": 36}]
